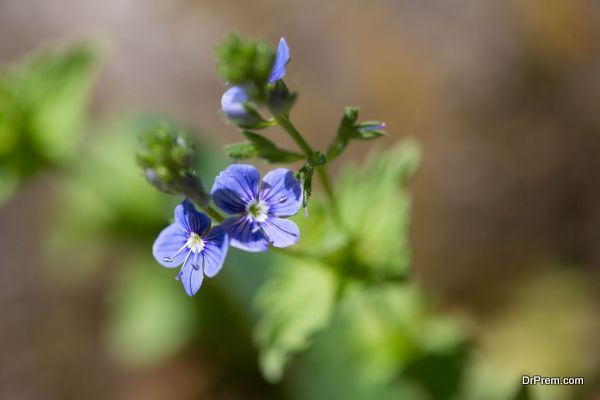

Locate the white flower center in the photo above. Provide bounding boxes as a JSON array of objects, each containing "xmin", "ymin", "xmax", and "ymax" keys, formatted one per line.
[
  {"xmin": 186, "ymin": 233, "xmax": 205, "ymax": 254},
  {"xmin": 246, "ymin": 199, "xmax": 269, "ymax": 223}
]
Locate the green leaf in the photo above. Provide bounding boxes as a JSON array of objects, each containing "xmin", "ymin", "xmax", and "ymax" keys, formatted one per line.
[
  {"xmin": 242, "ymin": 130, "xmax": 304, "ymax": 162},
  {"xmin": 254, "ymin": 257, "xmax": 338, "ymax": 382},
  {"xmin": 326, "ymin": 106, "xmax": 386, "ymax": 162},
  {"xmin": 0, "ymin": 40, "xmax": 103, "ymax": 202},
  {"xmin": 11, "ymin": 41, "xmax": 102, "ymax": 163},
  {"xmin": 292, "ymin": 283, "xmax": 468, "ymax": 400},
  {"xmin": 336, "ymin": 139, "xmax": 421, "ymax": 277},
  {"xmin": 224, "ymin": 131, "xmax": 304, "ymax": 163},
  {"xmin": 224, "ymin": 142, "xmax": 259, "ymax": 160}
]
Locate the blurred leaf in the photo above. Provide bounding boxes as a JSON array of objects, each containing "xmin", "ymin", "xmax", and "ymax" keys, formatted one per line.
[
  {"xmin": 291, "ymin": 196, "xmax": 349, "ymax": 257},
  {"xmin": 0, "ymin": 40, "xmax": 103, "ymax": 204},
  {"xmin": 0, "ymin": 41, "xmax": 102, "ymax": 165},
  {"xmin": 292, "ymin": 283, "xmax": 468, "ymax": 400},
  {"xmin": 105, "ymin": 256, "xmax": 198, "ymax": 368},
  {"xmin": 254, "ymin": 257, "xmax": 338, "ymax": 382},
  {"xmin": 336, "ymin": 139, "xmax": 421, "ymax": 278},
  {"xmin": 224, "ymin": 142, "xmax": 259, "ymax": 160}
]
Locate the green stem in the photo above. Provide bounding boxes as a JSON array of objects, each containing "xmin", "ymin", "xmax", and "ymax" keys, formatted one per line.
[
  {"xmin": 274, "ymin": 114, "xmax": 339, "ymax": 212},
  {"xmin": 275, "ymin": 114, "xmax": 313, "ymax": 155},
  {"xmin": 184, "ymin": 189, "xmax": 224, "ymax": 222},
  {"xmin": 204, "ymin": 205, "xmax": 225, "ymax": 223}
]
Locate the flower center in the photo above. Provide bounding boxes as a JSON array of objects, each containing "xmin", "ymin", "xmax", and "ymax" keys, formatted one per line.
[
  {"xmin": 186, "ymin": 233, "xmax": 205, "ymax": 253},
  {"xmin": 246, "ymin": 200, "xmax": 269, "ymax": 222}
]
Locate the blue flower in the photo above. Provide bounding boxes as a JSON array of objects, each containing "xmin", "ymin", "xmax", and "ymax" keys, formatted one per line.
[
  {"xmin": 221, "ymin": 37, "xmax": 291, "ymax": 121},
  {"xmin": 211, "ymin": 164, "xmax": 302, "ymax": 252},
  {"xmin": 153, "ymin": 199, "xmax": 229, "ymax": 296}
]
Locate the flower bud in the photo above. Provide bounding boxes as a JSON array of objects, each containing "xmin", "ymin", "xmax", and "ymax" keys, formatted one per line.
[
  {"xmin": 216, "ymin": 34, "xmax": 275, "ymax": 86},
  {"xmin": 136, "ymin": 124, "xmax": 209, "ymax": 204}
]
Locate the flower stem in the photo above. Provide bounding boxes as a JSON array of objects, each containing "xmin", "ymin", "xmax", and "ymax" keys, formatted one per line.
[
  {"xmin": 274, "ymin": 114, "xmax": 339, "ymax": 212},
  {"xmin": 204, "ymin": 205, "xmax": 225, "ymax": 223},
  {"xmin": 184, "ymin": 189, "xmax": 225, "ymax": 222}
]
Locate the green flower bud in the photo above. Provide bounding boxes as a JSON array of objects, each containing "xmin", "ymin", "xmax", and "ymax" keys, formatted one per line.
[
  {"xmin": 136, "ymin": 124, "xmax": 209, "ymax": 205},
  {"xmin": 216, "ymin": 34, "xmax": 275, "ymax": 87}
]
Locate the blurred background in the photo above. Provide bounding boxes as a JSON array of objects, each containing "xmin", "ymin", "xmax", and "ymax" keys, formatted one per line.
[{"xmin": 1, "ymin": 0, "xmax": 599, "ymax": 399}]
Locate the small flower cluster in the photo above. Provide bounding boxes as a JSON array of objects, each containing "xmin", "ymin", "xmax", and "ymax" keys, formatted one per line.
[
  {"xmin": 152, "ymin": 164, "xmax": 302, "ymax": 296},
  {"xmin": 141, "ymin": 35, "xmax": 386, "ymax": 296}
]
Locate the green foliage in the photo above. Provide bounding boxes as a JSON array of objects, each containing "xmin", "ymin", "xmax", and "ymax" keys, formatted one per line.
[
  {"xmin": 216, "ymin": 34, "xmax": 275, "ymax": 87},
  {"xmin": 253, "ymin": 142, "xmax": 426, "ymax": 386},
  {"xmin": 105, "ymin": 256, "xmax": 199, "ymax": 368},
  {"xmin": 224, "ymin": 142, "xmax": 258, "ymax": 160},
  {"xmin": 336, "ymin": 139, "xmax": 420, "ymax": 278},
  {"xmin": 224, "ymin": 130, "xmax": 304, "ymax": 163},
  {"xmin": 0, "ymin": 41, "xmax": 102, "ymax": 203},
  {"xmin": 327, "ymin": 106, "xmax": 386, "ymax": 162},
  {"xmin": 291, "ymin": 283, "xmax": 468, "ymax": 400},
  {"xmin": 254, "ymin": 257, "xmax": 338, "ymax": 382}
]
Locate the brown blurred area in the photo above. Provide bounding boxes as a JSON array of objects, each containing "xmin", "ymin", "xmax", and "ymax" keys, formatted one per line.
[{"xmin": 1, "ymin": 0, "xmax": 600, "ymax": 399}]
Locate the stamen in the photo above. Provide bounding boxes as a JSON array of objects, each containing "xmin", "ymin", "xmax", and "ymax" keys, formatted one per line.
[
  {"xmin": 175, "ymin": 249, "xmax": 193, "ymax": 281},
  {"xmin": 278, "ymin": 196, "xmax": 288, "ymax": 203},
  {"xmin": 246, "ymin": 199, "xmax": 269, "ymax": 222},
  {"xmin": 163, "ymin": 242, "xmax": 189, "ymax": 263}
]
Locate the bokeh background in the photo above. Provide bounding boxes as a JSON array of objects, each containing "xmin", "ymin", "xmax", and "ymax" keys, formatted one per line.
[{"xmin": 1, "ymin": 0, "xmax": 599, "ymax": 399}]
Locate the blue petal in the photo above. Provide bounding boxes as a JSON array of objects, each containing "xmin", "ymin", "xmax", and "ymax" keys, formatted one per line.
[
  {"xmin": 179, "ymin": 257, "xmax": 203, "ymax": 296},
  {"xmin": 152, "ymin": 223, "xmax": 189, "ymax": 268},
  {"xmin": 221, "ymin": 86, "xmax": 253, "ymax": 121},
  {"xmin": 221, "ymin": 216, "xmax": 269, "ymax": 252},
  {"xmin": 268, "ymin": 37, "xmax": 290, "ymax": 83},
  {"xmin": 262, "ymin": 217, "xmax": 300, "ymax": 248},
  {"xmin": 259, "ymin": 168, "xmax": 302, "ymax": 217},
  {"xmin": 211, "ymin": 164, "xmax": 260, "ymax": 214},
  {"xmin": 201, "ymin": 225, "xmax": 229, "ymax": 278},
  {"xmin": 175, "ymin": 199, "xmax": 211, "ymax": 234}
]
